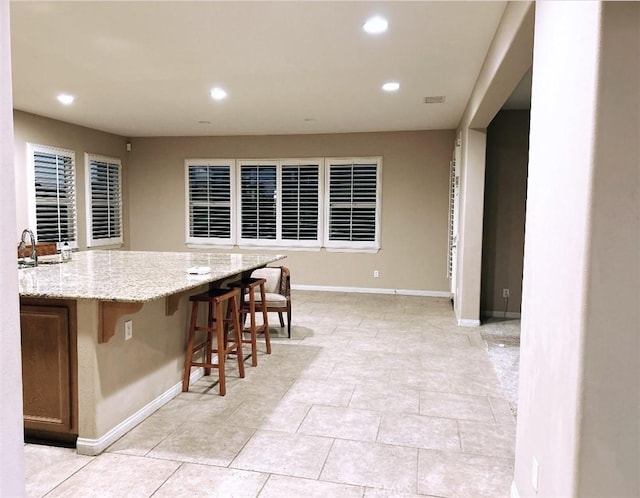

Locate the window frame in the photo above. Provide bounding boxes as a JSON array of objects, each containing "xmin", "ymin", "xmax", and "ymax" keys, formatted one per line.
[
  {"xmin": 185, "ymin": 156, "xmax": 379, "ymax": 253},
  {"xmin": 324, "ymin": 157, "xmax": 382, "ymax": 252},
  {"xmin": 236, "ymin": 159, "xmax": 324, "ymax": 249},
  {"xmin": 279, "ymin": 159, "xmax": 324, "ymax": 248},
  {"xmin": 237, "ymin": 159, "xmax": 279, "ymax": 247},
  {"xmin": 26, "ymin": 143, "xmax": 78, "ymax": 249},
  {"xmin": 184, "ymin": 159, "xmax": 236, "ymax": 246},
  {"xmin": 84, "ymin": 153, "xmax": 123, "ymax": 248}
]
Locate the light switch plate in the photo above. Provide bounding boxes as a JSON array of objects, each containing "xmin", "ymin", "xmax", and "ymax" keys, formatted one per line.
[{"xmin": 125, "ymin": 320, "xmax": 133, "ymax": 340}]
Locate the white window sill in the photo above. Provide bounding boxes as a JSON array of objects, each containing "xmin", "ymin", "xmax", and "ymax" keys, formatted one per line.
[
  {"xmin": 186, "ymin": 242, "xmax": 378, "ymax": 254},
  {"xmin": 325, "ymin": 247, "xmax": 380, "ymax": 254},
  {"xmin": 87, "ymin": 243, "xmax": 123, "ymax": 250},
  {"xmin": 186, "ymin": 243, "xmax": 321, "ymax": 252}
]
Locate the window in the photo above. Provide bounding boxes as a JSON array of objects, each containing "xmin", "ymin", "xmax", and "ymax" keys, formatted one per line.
[
  {"xmin": 325, "ymin": 158, "xmax": 381, "ymax": 251},
  {"xmin": 239, "ymin": 161, "xmax": 278, "ymax": 244},
  {"xmin": 85, "ymin": 154, "xmax": 123, "ymax": 247},
  {"xmin": 185, "ymin": 160, "xmax": 235, "ymax": 245},
  {"xmin": 27, "ymin": 143, "xmax": 77, "ymax": 246},
  {"xmin": 237, "ymin": 159, "xmax": 323, "ymax": 247},
  {"xmin": 185, "ymin": 156, "xmax": 378, "ymax": 251},
  {"xmin": 281, "ymin": 161, "xmax": 321, "ymax": 244}
]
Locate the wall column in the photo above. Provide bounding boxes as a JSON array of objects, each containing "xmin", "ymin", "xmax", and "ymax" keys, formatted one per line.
[
  {"xmin": 452, "ymin": 1, "xmax": 534, "ymax": 326},
  {"xmin": 454, "ymin": 127, "xmax": 486, "ymax": 325},
  {"xmin": 514, "ymin": 2, "xmax": 639, "ymax": 496},
  {"xmin": 0, "ymin": 0, "xmax": 26, "ymax": 495}
]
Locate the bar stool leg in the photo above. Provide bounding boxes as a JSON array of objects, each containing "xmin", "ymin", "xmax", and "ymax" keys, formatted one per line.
[
  {"xmin": 182, "ymin": 301, "xmax": 199, "ymax": 392},
  {"xmin": 247, "ymin": 289, "xmax": 258, "ymax": 367},
  {"xmin": 204, "ymin": 300, "xmax": 214, "ymax": 376},
  {"xmin": 215, "ymin": 301, "xmax": 226, "ymax": 396},
  {"xmin": 258, "ymin": 281, "xmax": 271, "ymax": 354},
  {"xmin": 229, "ymin": 295, "xmax": 245, "ymax": 379}
]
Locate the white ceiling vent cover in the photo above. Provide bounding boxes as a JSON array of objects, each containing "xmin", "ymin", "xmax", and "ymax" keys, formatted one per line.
[{"xmin": 424, "ymin": 96, "xmax": 446, "ymax": 104}]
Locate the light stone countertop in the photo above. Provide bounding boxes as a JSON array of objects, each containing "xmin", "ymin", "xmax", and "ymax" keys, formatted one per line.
[{"xmin": 18, "ymin": 250, "xmax": 286, "ymax": 302}]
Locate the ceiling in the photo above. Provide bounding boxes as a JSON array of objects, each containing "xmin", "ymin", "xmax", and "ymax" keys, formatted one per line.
[{"xmin": 9, "ymin": 1, "xmax": 507, "ymax": 138}]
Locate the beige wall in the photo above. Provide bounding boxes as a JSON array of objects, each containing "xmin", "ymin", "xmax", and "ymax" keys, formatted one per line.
[
  {"xmin": 481, "ymin": 110, "xmax": 529, "ymax": 315},
  {"xmin": 13, "ymin": 110, "xmax": 130, "ymax": 249},
  {"xmin": 0, "ymin": 0, "xmax": 26, "ymax": 494},
  {"xmin": 127, "ymin": 131, "xmax": 454, "ymax": 293},
  {"xmin": 514, "ymin": 2, "xmax": 639, "ymax": 496}
]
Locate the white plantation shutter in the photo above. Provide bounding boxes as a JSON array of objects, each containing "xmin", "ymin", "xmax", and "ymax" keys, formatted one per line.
[
  {"xmin": 281, "ymin": 161, "xmax": 321, "ymax": 245},
  {"xmin": 184, "ymin": 157, "xmax": 378, "ymax": 252},
  {"xmin": 447, "ymin": 159, "xmax": 459, "ymax": 279},
  {"xmin": 239, "ymin": 162, "xmax": 277, "ymax": 244},
  {"xmin": 326, "ymin": 158, "xmax": 380, "ymax": 250},
  {"xmin": 86, "ymin": 154, "xmax": 122, "ymax": 247},
  {"xmin": 186, "ymin": 160, "xmax": 234, "ymax": 244},
  {"xmin": 28, "ymin": 144, "xmax": 77, "ymax": 245}
]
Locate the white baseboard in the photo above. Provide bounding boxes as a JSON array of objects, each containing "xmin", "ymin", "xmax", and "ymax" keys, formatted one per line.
[
  {"xmin": 482, "ymin": 310, "xmax": 522, "ymax": 319},
  {"xmin": 76, "ymin": 368, "xmax": 203, "ymax": 456},
  {"xmin": 291, "ymin": 284, "xmax": 451, "ymax": 298},
  {"xmin": 511, "ymin": 481, "xmax": 520, "ymax": 498},
  {"xmin": 457, "ymin": 318, "xmax": 481, "ymax": 327}
]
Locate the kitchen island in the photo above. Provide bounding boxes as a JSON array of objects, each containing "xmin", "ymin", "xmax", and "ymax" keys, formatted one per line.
[{"xmin": 18, "ymin": 250, "xmax": 285, "ymax": 454}]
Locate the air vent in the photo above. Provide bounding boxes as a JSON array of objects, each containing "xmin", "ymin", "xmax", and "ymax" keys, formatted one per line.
[{"xmin": 424, "ymin": 96, "xmax": 446, "ymax": 104}]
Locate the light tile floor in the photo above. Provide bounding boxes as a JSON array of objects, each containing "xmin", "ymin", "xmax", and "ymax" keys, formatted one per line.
[{"xmin": 24, "ymin": 291, "xmax": 518, "ymax": 497}]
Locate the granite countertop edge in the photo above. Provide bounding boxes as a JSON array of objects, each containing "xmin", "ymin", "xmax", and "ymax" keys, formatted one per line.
[{"xmin": 18, "ymin": 250, "xmax": 286, "ymax": 303}]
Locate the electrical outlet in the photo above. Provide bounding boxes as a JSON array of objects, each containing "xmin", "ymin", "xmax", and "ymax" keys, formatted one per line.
[
  {"xmin": 373, "ymin": 270, "xmax": 379, "ymax": 278},
  {"xmin": 124, "ymin": 320, "xmax": 133, "ymax": 340},
  {"xmin": 532, "ymin": 456, "xmax": 539, "ymax": 492},
  {"xmin": 502, "ymin": 288, "xmax": 510, "ymax": 298}
]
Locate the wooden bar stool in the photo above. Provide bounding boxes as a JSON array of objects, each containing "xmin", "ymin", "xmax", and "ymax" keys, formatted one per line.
[
  {"xmin": 229, "ymin": 277, "xmax": 271, "ymax": 367},
  {"xmin": 182, "ymin": 287, "xmax": 244, "ymax": 396}
]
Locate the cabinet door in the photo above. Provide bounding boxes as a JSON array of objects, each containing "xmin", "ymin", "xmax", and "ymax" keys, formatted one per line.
[{"xmin": 20, "ymin": 305, "xmax": 73, "ymax": 434}]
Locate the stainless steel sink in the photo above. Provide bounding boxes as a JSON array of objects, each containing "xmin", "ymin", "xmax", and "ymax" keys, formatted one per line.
[{"xmin": 18, "ymin": 258, "xmax": 66, "ymax": 268}]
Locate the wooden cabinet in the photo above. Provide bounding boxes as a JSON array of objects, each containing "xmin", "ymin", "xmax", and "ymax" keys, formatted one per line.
[{"xmin": 20, "ymin": 299, "xmax": 78, "ymax": 444}]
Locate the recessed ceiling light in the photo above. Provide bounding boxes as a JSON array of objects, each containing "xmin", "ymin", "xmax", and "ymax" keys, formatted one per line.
[
  {"xmin": 382, "ymin": 82, "xmax": 400, "ymax": 92},
  {"xmin": 57, "ymin": 93, "xmax": 75, "ymax": 105},
  {"xmin": 363, "ymin": 16, "xmax": 388, "ymax": 34},
  {"xmin": 210, "ymin": 87, "xmax": 227, "ymax": 100}
]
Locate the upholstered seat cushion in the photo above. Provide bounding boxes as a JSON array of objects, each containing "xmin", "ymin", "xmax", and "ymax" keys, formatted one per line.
[
  {"xmin": 246, "ymin": 290, "xmax": 287, "ymax": 307},
  {"xmin": 259, "ymin": 292, "xmax": 287, "ymax": 307}
]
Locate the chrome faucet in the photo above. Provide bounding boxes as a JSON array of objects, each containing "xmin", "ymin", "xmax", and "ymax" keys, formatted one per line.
[{"xmin": 19, "ymin": 229, "xmax": 38, "ymax": 267}]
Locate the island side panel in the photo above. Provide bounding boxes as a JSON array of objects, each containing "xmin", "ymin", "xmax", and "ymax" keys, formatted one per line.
[{"xmin": 75, "ymin": 286, "xmax": 205, "ymax": 450}]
